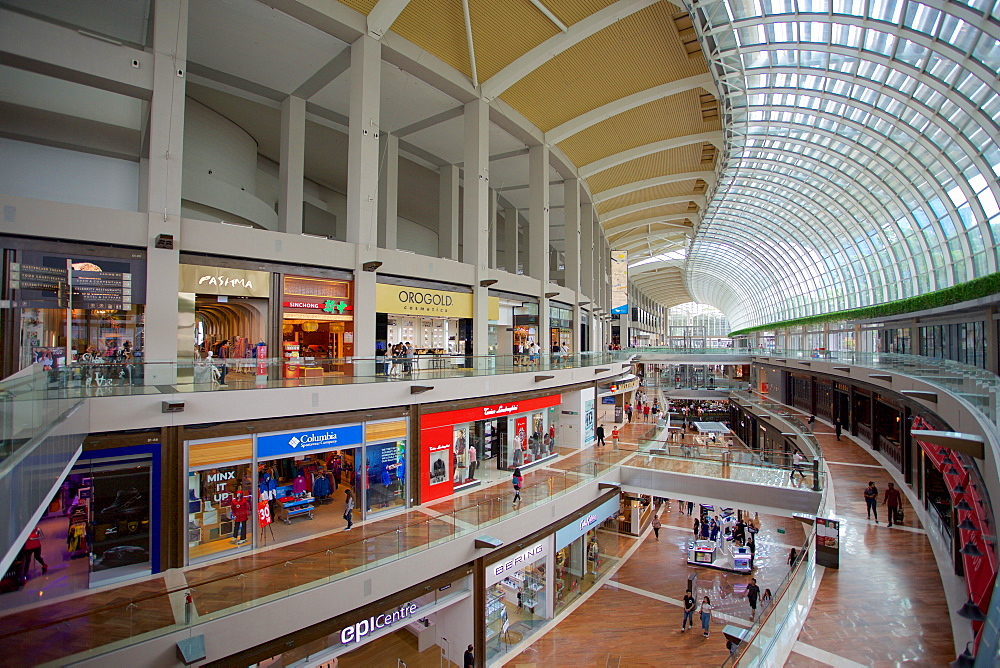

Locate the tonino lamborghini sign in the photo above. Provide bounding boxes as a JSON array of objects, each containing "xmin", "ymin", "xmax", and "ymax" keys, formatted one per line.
[{"xmin": 486, "ymin": 540, "xmax": 549, "ymax": 586}]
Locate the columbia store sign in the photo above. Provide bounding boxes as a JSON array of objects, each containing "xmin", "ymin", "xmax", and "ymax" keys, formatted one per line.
[
  {"xmin": 340, "ymin": 602, "xmax": 419, "ymax": 645},
  {"xmin": 256, "ymin": 424, "xmax": 364, "ymax": 458}
]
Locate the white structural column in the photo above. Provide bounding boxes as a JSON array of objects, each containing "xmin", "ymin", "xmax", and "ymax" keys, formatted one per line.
[
  {"xmin": 528, "ymin": 143, "xmax": 550, "ymax": 343},
  {"xmin": 278, "ymin": 95, "xmax": 306, "ymax": 234},
  {"xmin": 488, "ymin": 189, "xmax": 498, "ymax": 269},
  {"xmin": 144, "ymin": 0, "xmax": 187, "ymax": 381},
  {"xmin": 504, "ymin": 206, "xmax": 519, "ymax": 273},
  {"xmin": 347, "ymin": 35, "xmax": 381, "ymax": 358},
  {"xmin": 581, "ymin": 201, "xmax": 595, "ymax": 350},
  {"xmin": 564, "ymin": 179, "xmax": 582, "ymax": 352},
  {"xmin": 439, "ymin": 164, "xmax": 460, "ymax": 260},
  {"xmin": 464, "ymin": 98, "xmax": 490, "ymax": 361},
  {"xmin": 377, "ymin": 132, "xmax": 399, "ymax": 249},
  {"xmin": 346, "ymin": 36, "xmax": 381, "ymax": 246}
]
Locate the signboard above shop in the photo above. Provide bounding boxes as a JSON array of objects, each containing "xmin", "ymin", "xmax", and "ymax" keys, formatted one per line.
[
  {"xmin": 610, "ymin": 250, "xmax": 629, "ymax": 316},
  {"xmin": 419, "ymin": 394, "xmax": 562, "ymax": 430},
  {"xmin": 179, "ymin": 264, "xmax": 271, "ymax": 298},
  {"xmin": 7, "ymin": 252, "xmax": 146, "ymax": 308},
  {"xmin": 256, "ymin": 424, "xmax": 364, "ymax": 459},
  {"xmin": 376, "ymin": 283, "xmax": 499, "ymax": 320}
]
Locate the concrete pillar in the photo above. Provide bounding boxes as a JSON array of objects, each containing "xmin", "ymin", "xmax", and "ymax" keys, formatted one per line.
[
  {"xmin": 377, "ymin": 132, "xmax": 399, "ymax": 249},
  {"xmin": 528, "ymin": 144, "xmax": 549, "ymax": 283},
  {"xmin": 145, "ymin": 0, "xmax": 187, "ymax": 381},
  {"xmin": 488, "ymin": 189, "xmax": 498, "ymax": 269},
  {"xmin": 439, "ymin": 164, "xmax": 460, "ymax": 260},
  {"xmin": 463, "ymin": 98, "xmax": 490, "ymax": 363},
  {"xmin": 278, "ymin": 95, "xmax": 305, "ymax": 234},
  {"xmin": 346, "ymin": 36, "xmax": 381, "ymax": 357},
  {"xmin": 345, "ymin": 35, "xmax": 381, "ymax": 246},
  {"xmin": 564, "ymin": 179, "xmax": 581, "ymax": 294},
  {"xmin": 581, "ymin": 201, "xmax": 594, "ymax": 302},
  {"xmin": 528, "ymin": 144, "xmax": 550, "ymax": 343},
  {"xmin": 504, "ymin": 206, "xmax": 519, "ymax": 273}
]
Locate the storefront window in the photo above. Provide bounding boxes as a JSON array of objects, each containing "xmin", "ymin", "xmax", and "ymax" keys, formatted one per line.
[
  {"xmin": 553, "ymin": 496, "xmax": 620, "ymax": 614},
  {"xmin": 282, "ymin": 275, "xmax": 354, "ymax": 364},
  {"xmin": 486, "ymin": 539, "xmax": 552, "ymax": 662},
  {"xmin": 188, "ymin": 463, "xmax": 253, "ymax": 560}
]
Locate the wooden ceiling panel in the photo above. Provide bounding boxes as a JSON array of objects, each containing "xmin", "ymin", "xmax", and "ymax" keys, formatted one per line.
[
  {"xmin": 337, "ymin": 0, "xmax": 379, "ymax": 14},
  {"xmin": 605, "ymin": 202, "xmax": 691, "ymax": 227},
  {"xmin": 586, "ymin": 144, "xmax": 706, "ymax": 192},
  {"xmin": 596, "ymin": 180, "xmax": 699, "ymax": 214},
  {"xmin": 393, "ymin": 0, "xmax": 472, "ymax": 78},
  {"xmin": 558, "ymin": 89, "xmax": 722, "ymax": 166},
  {"xmin": 546, "ymin": 0, "xmax": 620, "ymax": 26},
  {"xmin": 470, "ymin": 0, "xmax": 559, "ymax": 82},
  {"xmin": 499, "ymin": 2, "xmax": 707, "ymax": 132}
]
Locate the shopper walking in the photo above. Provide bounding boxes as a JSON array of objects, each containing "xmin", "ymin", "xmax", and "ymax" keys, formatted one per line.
[
  {"xmin": 23, "ymin": 527, "xmax": 47, "ymax": 575},
  {"xmin": 595, "ymin": 424, "xmax": 606, "ymax": 447},
  {"xmin": 343, "ymin": 489, "xmax": 355, "ymax": 530},
  {"xmin": 746, "ymin": 578, "xmax": 760, "ymax": 621},
  {"xmin": 692, "ymin": 516, "xmax": 700, "ymax": 537},
  {"xmin": 687, "ymin": 501, "xmax": 694, "ymax": 515},
  {"xmin": 835, "ymin": 419, "xmax": 842, "ymax": 441},
  {"xmin": 864, "ymin": 481, "xmax": 879, "ymax": 523},
  {"xmin": 216, "ymin": 339, "xmax": 230, "ymax": 386},
  {"xmin": 681, "ymin": 591, "xmax": 696, "ymax": 631},
  {"xmin": 807, "ymin": 414, "xmax": 816, "ymax": 430},
  {"xmin": 643, "ymin": 405, "xmax": 650, "ymax": 422},
  {"xmin": 884, "ymin": 482, "xmax": 902, "ymax": 527},
  {"xmin": 790, "ymin": 450, "xmax": 805, "ymax": 481},
  {"xmin": 651, "ymin": 512, "xmax": 661, "ymax": 540},
  {"xmin": 787, "ymin": 547, "xmax": 797, "ymax": 567},
  {"xmin": 512, "ymin": 467, "xmax": 523, "ymax": 504},
  {"xmin": 611, "ymin": 426, "xmax": 620, "ymax": 450},
  {"xmin": 762, "ymin": 588, "xmax": 772, "ymax": 606},
  {"xmin": 700, "ymin": 596, "xmax": 714, "ymax": 637}
]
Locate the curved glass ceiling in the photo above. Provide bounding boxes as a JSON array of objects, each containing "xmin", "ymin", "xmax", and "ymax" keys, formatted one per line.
[{"xmin": 683, "ymin": 0, "xmax": 1000, "ymax": 331}]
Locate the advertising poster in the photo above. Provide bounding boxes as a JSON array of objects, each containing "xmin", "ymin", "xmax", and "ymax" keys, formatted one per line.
[
  {"xmin": 584, "ymin": 398, "xmax": 596, "ymax": 445},
  {"xmin": 610, "ymin": 250, "xmax": 628, "ymax": 315}
]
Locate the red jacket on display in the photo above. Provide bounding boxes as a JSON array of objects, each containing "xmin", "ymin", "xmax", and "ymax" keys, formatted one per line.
[{"xmin": 230, "ymin": 495, "xmax": 251, "ymax": 522}]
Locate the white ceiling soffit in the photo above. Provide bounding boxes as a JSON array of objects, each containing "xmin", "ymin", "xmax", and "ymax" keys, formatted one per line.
[
  {"xmin": 480, "ymin": 0, "xmax": 661, "ymax": 102},
  {"xmin": 630, "ymin": 259, "xmax": 686, "ymax": 275},
  {"xmin": 607, "ymin": 215, "xmax": 695, "ymax": 239},
  {"xmin": 188, "ymin": 0, "xmax": 346, "ymax": 95},
  {"xmin": 545, "ymin": 74, "xmax": 715, "ymax": 145},
  {"xmin": 602, "ymin": 196, "xmax": 706, "ymax": 223},
  {"xmin": 593, "ymin": 172, "xmax": 716, "ymax": 203},
  {"xmin": 580, "ymin": 131, "xmax": 724, "ymax": 178}
]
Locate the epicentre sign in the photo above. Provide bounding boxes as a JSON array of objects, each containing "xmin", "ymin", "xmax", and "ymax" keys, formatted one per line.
[
  {"xmin": 486, "ymin": 540, "xmax": 548, "ymax": 586},
  {"xmin": 340, "ymin": 602, "xmax": 419, "ymax": 645}
]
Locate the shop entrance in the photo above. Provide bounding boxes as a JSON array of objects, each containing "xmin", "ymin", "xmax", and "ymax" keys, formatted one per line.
[{"xmin": 258, "ymin": 448, "xmax": 359, "ymax": 545}]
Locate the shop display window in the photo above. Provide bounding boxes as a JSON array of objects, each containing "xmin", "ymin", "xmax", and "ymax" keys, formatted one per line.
[
  {"xmin": 365, "ymin": 440, "xmax": 406, "ymax": 514},
  {"xmin": 486, "ymin": 554, "xmax": 550, "ymax": 662},
  {"xmin": 187, "ymin": 463, "xmax": 252, "ymax": 561}
]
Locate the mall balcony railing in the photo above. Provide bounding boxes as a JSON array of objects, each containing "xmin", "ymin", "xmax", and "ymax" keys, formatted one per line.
[
  {"xmin": 755, "ymin": 349, "xmax": 1000, "ymax": 432},
  {"xmin": 0, "ymin": 432, "xmax": 822, "ymax": 664},
  {"xmin": 0, "ymin": 364, "xmax": 89, "ymax": 579}
]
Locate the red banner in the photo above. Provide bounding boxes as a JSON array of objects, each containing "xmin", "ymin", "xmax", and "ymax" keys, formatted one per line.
[
  {"xmin": 257, "ymin": 500, "xmax": 273, "ymax": 527},
  {"xmin": 420, "ymin": 394, "xmax": 561, "ymax": 430}
]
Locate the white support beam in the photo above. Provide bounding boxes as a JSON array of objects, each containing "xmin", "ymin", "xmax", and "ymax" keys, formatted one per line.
[
  {"xmin": 0, "ymin": 8, "xmax": 153, "ymax": 98},
  {"xmin": 546, "ymin": 74, "xmax": 715, "ymax": 145},
  {"xmin": 630, "ymin": 259, "xmax": 686, "ymax": 275},
  {"xmin": 481, "ymin": 0, "xmax": 660, "ymax": 102},
  {"xmin": 367, "ymin": 0, "xmax": 412, "ymax": 39},
  {"xmin": 580, "ymin": 131, "xmax": 724, "ymax": 178},
  {"xmin": 605, "ymin": 214, "xmax": 698, "ymax": 238},
  {"xmin": 602, "ymin": 196, "xmax": 706, "ymax": 223},
  {"xmin": 593, "ymin": 171, "xmax": 716, "ymax": 204}
]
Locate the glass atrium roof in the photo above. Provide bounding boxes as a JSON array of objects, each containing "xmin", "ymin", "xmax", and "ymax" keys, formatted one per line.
[{"xmin": 683, "ymin": 0, "xmax": 1000, "ymax": 330}]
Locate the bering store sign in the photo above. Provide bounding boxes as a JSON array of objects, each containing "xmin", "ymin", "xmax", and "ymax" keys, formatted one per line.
[{"xmin": 486, "ymin": 540, "xmax": 549, "ymax": 586}]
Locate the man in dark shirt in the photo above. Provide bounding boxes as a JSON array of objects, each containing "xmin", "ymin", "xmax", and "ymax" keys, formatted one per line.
[
  {"xmin": 681, "ymin": 591, "xmax": 696, "ymax": 631},
  {"xmin": 864, "ymin": 481, "xmax": 879, "ymax": 523},
  {"xmin": 464, "ymin": 644, "xmax": 475, "ymax": 667},
  {"xmin": 834, "ymin": 419, "xmax": 843, "ymax": 441},
  {"xmin": 746, "ymin": 578, "xmax": 761, "ymax": 620},
  {"xmin": 884, "ymin": 482, "xmax": 902, "ymax": 527},
  {"xmin": 595, "ymin": 424, "xmax": 605, "ymax": 447}
]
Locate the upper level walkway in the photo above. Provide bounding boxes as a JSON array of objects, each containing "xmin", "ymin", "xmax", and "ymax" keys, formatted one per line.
[{"xmin": 0, "ymin": 410, "xmax": 822, "ymax": 666}]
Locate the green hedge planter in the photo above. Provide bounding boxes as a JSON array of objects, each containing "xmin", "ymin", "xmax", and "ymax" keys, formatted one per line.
[{"xmin": 729, "ymin": 272, "xmax": 1000, "ymax": 337}]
